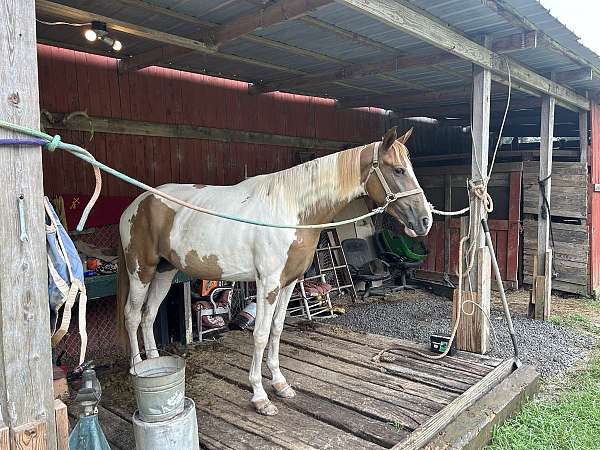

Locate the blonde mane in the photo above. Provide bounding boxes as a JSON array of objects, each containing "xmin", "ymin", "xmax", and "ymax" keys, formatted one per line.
[{"xmin": 253, "ymin": 146, "xmax": 365, "ymax": 219}]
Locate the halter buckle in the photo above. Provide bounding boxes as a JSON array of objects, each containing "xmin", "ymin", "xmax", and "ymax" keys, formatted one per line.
[{"xmin": 386, "ymin": 192, "xmax": 397, "ymax": 203}]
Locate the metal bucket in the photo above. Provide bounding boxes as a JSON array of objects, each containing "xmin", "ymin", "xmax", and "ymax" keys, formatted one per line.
[
  {"xmin": 133, "ymin": 398, "xmax": 199, "ymax": 450},
  {"xmin": 130, "ymin": 354, "xmax": 186, "ymax": 423}
]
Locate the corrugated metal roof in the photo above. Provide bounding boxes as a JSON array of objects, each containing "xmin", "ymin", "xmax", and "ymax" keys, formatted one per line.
[{"xmin": 35, "ymin": 0, "xmax": 600, "ymax": 123}]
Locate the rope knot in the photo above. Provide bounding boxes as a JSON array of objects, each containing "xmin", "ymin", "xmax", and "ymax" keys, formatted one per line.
[
  {"xmin": 45, "ymin": 134, "xmax": 62, "ymax": 152},
  {"xmin": 468, "ymin": 180, "xmax": 494, "ymax": 213}
]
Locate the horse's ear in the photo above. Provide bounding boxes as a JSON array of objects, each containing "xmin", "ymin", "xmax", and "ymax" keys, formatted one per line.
[
  {"xmin": 397, "ymin": 127, "xmax": 414, "ymax": 145},
  {"xmin": 381, "ymin": 126, "xmax": 397, "ymax": 152}
]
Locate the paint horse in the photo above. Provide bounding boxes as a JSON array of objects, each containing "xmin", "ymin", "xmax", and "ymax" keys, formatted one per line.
[{"xmin": 117, "ymin": 127, "xmax": 432, "ymax": 416}]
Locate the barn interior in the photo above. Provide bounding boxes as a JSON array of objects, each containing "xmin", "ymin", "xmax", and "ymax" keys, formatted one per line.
[{"xmin": 5, "ymin": 0, "xmax": 600, "ymax": 448}]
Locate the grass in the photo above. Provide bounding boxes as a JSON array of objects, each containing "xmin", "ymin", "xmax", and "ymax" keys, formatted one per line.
[
  {"xmin": 550, "ymin": 313, "xmax": 600, "ymax": 335},
  {"xmin": 487, "ymin": 352, "xmax": 600, "ymax": 450}
]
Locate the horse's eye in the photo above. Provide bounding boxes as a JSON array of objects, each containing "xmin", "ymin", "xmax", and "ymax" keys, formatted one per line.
[{"xmin": 394, "ymin": 166, "xmax": 405, "ymax": 175}]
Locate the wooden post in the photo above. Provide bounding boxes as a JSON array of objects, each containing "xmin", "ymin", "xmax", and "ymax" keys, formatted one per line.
[
  {"xmin": 536, "ymin": 95, "xmax": 555, "ymax": 320},
  {"xmin": 443, "ymin": 174, "xmax": 452, "ymax": 273},
  {"xmin": 580, "ymin": 110, "xmax": 588, "ymax": 165},
  {"xmin": 454, "ymin": 36, "xmax": 492, "ymax": 353},
  {"xmin": 0, "ymin": 419, "xmax": 8, "ymax": 450},
  {"xmin": 183, "ymin": 281, "xmax": 193, "ymax": 345},
  {"xmin": 53, "ymin": 400, "xmax": 68, "ymax": 450},
  {"xmin": 0, "ymin": 0, "xmax": 57, "ymax": 448}
]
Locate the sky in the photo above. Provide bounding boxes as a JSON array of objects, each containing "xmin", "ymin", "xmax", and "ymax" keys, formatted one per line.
[{"xmin": 539, "ymin": 0, "xmax": 600, "ymax": 55}]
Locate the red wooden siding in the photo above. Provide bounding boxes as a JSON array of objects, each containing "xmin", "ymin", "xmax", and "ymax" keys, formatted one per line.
[
  {"xmin": 37, "ymin": 44, "xmax": 384, "ymax": 198},
  {"xmin": 589, "ymin": 103, "xmax": 600, "ymax": 293},
  {"xmin": 421, "ymin": 170, "xmax": 521, "ymax": 286}
]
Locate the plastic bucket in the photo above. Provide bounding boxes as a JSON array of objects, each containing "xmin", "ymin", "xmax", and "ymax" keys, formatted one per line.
[{"xmin": 130, "ymin": 354, "xmax": 186, "ymax": 423}]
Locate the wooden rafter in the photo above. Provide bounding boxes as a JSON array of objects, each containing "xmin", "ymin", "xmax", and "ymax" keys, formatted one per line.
[
  {"xmin": 117, "ymin": 0, "xmax": 334, "ymax": 72},
  {"xmin": 215, "ymin": 0, "xmax": 333, "ymax": 45},
  {"xmin": 38, "ymin": 0, "xmax": 382, "ymax": 93},
  {"xmin": 251, "ymin": 31, "xmax": 537, "ymax": 94},
  {"xmin": 36, "ymin": 0, "xmax": 217, "ymax": 53},
  {"xmin": 251, "ymin": 51, "xmax": 458, "ymax": 94},
  {"xmin": 337, "ymin": 0, "xmax": 589, "ymax": 110},
  {"xmin": 115, "ymin": 0, "xmax": 217, "ymax": 28},
  {"xmin": 483, "ymin": 0, "xmax": 600, "ymax": 82}
]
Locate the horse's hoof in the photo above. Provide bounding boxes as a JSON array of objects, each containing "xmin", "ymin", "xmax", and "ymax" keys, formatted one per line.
[
  {"xmin": 273, "ymin": 382, "xmax": 296, "ymax": 399},
  {"xmin": 253, "ymin": 399, "xmax": 278, "ymax": 416}
]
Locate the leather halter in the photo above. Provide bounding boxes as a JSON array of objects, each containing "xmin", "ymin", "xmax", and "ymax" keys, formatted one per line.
[{"xmin": 365, "ymin": 142, "xmax": 423, "ymax": 210}]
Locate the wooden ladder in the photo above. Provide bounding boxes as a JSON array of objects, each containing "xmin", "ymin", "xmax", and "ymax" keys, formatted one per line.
[{"xmin": 314, "ymin": 229, "xmax": 357, "ymax": 302}]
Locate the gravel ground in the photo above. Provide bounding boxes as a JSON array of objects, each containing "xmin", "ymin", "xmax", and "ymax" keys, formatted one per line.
[{"xmin": 327, "ymin": 292, "xmax": 597, "ymax": 378}]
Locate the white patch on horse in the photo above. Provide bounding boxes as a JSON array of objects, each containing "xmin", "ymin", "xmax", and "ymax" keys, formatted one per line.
[{"xmin": 118, "ymin": 128, "xmax": 432, "ymax": 415}]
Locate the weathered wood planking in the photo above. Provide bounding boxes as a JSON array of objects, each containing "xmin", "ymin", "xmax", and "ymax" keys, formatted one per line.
[
  {"xmin": 523, "ymin": 218, "xmax": 589, "ymax": 293},
  {"xmin": 54, "ymin": 400, "xmax": 69, "ymax": 450},
  {"xmin": 417, "ymin": 163, "xmax": 520, "ymax": 288},
  {"xmin": 522, "ymin": 161, "xmax": 587, "ymax": 219},
  {"xmin": 0, "ymin": 0, "xmax": 57, "ymax": 447},
  {"xmin": 96, "ymin": 323, "xmax": 530, "ymax": 450},
  {"xmin": 0, "ymin": 420, "xmax": 8, "ymax": 450},
  {"xmin": 36, "ymin": 44, "xmax": 385, "ymax": 197},
  {"xmin": 392, "ymin": 358, "xmax": 516, "ymax": 450}
]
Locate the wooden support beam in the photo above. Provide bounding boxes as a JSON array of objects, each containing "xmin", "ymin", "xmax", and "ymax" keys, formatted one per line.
[
  {"xmin": 393, "ymin": 357, "xmax": 516, "ymax": 449},
  {"xmin": 54, "ymin": 400, "xmax": 68, "ymax": 450},
  {"xmin": 1, "ymin": 0, "xmax": 57, "ymax": 447},
  {"xmin": 554, "ymin": 68, "xmax": 594, "ymax": 84},
  {"xmin": 536, "ymin": 95, "xmax": 556, "ymax": 320},
  {"xmin": 580, "ymin": 110, "xmax": 589, "ymax": 165},
  {"xmin": 490, "ymin": 30, "xmax": 537, "ymax": 53},
  {"xmin": 252, "ymin": 51, "xmax": 458, "ymax": 94},
  {"xmin": 483, "ymin": 0, "xmax": 600, "ymax": 82},
  {"xmin": 37, "ymin": 0, "xmax": 217, "ymax": 53},
  {"xmin": 41, "ymin": 111, "xmax": 357, "ymax": 150},
  {"xmin": 252, "ymin": 30, "xmax": 532, "ymax": 95},
  {"xmin": 299, "ymin": 16, "xmax": 399, "ymax": 53},
  {"xmin": 337, "ymin": 0, "xmax": 589, "ymax": 110},
  {"xmin": 0, "ymin": 420, "xmax": 8, "ymax": 450},
  {"xmin": 461, "ymin": 39, "xmax": 492, "ymax": 352},
  {"xmin": 115, "ymin": 0, "xmax": 217, "ymax": 28},
  {"xmin": 443, "ymin": 174, "xmax": 452, "ymax": 274},
  {"xmin": 215, "ymin": 0, "xmax": 333, "ymax": 45}
]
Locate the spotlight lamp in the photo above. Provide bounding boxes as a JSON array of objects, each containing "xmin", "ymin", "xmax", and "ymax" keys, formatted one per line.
[{"xmin": 83, "ymin": 21, "xmax": 123, "ymax": 51}]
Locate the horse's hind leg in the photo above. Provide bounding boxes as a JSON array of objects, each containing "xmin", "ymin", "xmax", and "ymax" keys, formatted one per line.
[
  {"xmin": 141, "ymin": 265, "xmax": 178, "ymax": 358},
  {"xmin": 250, "ymin": 277, "xmax": 280, "ymax": 416},
  {"xmin": 267, "ymin": 283, "xmax": 296, "ymax": 398},
  {"xmin": 125, "ymin": 273, "xmax": 152, "ymax": 365}
]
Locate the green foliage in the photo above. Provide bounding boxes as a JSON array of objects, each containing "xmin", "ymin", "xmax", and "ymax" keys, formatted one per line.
[{"xmin": 487, "ymin": 356, "xmax": 600, "ymax": 450}]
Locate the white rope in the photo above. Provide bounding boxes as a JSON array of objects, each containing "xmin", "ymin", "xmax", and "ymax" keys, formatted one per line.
[
  {"xmin": 431, "ymin": 206, "xmax": 470, "ymax": 216},
  {"xmin": 373, "ymin": 60, "xmax": 512, "ymax": 365}
]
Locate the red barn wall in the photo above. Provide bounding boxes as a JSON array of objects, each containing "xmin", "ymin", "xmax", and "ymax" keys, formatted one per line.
[{"xmin": 37, "ymin": 44, "xmax": 385, "ymax": 199}]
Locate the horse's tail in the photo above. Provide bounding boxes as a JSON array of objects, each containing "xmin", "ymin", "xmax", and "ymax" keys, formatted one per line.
[{"xmin": 116, "ymin": 239, "xmax": 129, "ymax": 353}]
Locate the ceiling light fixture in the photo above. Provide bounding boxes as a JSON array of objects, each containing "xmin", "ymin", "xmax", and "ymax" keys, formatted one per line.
[{"xmin": 83, "ymin": 21, "xmax": 123, "ymax": 52}]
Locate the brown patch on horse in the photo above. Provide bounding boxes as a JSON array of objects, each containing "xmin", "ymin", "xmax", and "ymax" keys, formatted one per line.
[
  {"xmin": 183, "ymin": 250, "xmax": 223, "ymax": 280},
  {"xmin": 125, "ymin": 195, "xmax": 176, "ymax": 284},
  {"xmin": 193, "ymin": 184, "xmax": 206, "ymax": 190},
  {"xmin": 280, "ymin": 208, "xmax": 345, "ymax": 288},
  {"xmin": 266, "ymin": 287, "xmax": 280, "ymax": 304}
]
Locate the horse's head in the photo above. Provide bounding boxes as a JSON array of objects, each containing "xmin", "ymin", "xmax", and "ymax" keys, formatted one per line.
[{"xmin": 364, "ymin": 127, "xmax": 432, "ymax": 237}]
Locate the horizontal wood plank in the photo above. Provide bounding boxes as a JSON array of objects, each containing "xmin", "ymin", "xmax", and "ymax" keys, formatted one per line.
[{"xmin": 42, "ymin": 112, "xmax": 355, "ymax": 150}]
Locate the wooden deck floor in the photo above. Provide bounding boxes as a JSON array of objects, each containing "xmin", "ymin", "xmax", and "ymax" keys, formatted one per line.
[{"xmin": 94, "ymin": 322, "xmax": 510, "ymax": 449}]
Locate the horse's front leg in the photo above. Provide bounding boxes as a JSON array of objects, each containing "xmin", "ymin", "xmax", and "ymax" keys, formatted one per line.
[
  {"xmin": 267, "ymin": 282, "xmax": 296, "ymax": 398},
  {"xmin": 249, "ymin": 278, "xmax": 280, "ymax": 416}
]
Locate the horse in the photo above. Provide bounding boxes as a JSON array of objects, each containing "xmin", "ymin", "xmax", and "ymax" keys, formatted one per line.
[{"xmin": 117, "ymin": 126, "xmax": 432, "ymax": 416}]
